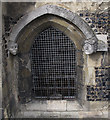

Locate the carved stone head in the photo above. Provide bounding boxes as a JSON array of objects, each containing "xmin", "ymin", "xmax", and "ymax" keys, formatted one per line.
[
  {"xmin": 83, "ymin": 39, "xmax": 97, "ymax": 55},
  {"xmin": 83, "ymin": 43, "xmax": 94, "ymax": 54},
  {"xmin": 8, "ymin": 42, "xmax": 18, "ymax": 55}
]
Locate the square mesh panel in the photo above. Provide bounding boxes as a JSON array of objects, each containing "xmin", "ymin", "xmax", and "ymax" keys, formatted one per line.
[{"xmin": 30, "ymin": 26, "xmax": 77, "ymax": 99}]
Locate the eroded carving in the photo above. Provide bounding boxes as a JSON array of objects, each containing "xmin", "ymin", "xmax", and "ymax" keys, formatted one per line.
[
  {"xmin": 83, "ymin": 39, "xmax": 108, "ymax": 54},
  {"xmin": 8, "ymin": 42, "xmax": 18, "ymax": 55},
  {"xmin": 83, "ymin": 39, "xmax": 97, "ymax": 54}
]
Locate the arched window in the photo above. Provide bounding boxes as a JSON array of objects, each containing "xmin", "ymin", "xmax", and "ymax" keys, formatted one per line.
[{"xmin": 30, "ymin": 26, "xmax": 77, "ymax": 99}]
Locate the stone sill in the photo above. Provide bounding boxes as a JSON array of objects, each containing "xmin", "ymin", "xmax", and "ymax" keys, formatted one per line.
[
  {"xmin": 23, "ymin": 100, "xmax": 83, "ymax": 112},
  {"xmin": 16, "ymin": 110, "xmax": 108, "ymax": 118}
]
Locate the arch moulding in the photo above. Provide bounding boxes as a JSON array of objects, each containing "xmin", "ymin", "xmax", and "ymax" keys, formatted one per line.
[{"xmin": 8, "ymin": 4, "xmax": 99, "ymax": 55}]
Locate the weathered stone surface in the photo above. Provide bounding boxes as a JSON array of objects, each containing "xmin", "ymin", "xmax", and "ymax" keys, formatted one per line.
[
  {"xmin": 66, "ymin": 101, "xmax": 83, "ymax": 111},
  {"xmin": 85, "ymin": 67, "xmax": 95, "ymax": 85},
  {"xmin": 60, "ymin": 111, "xmax": 80, "ymax": 118},
  {"xmin": 8, "ymin": 42, "xmax": 18, "ymax": 55},
  {"xmin": 87, "ymin": 53, "xmax": 102, "ymax": 67},
  {"xmin": 97, "ymin": 40, "xmax": 108, "ymax": 51},
  {"xmin": 21, "ymin": 111, "xmax": 41, "ymax": 118},
  {"xmin": 9, "ymin": 4, "xmax": 98, "ymax": 46},
  {"xmin": 79, "ymin": 111, "xmax": 106, "ymax": 118},
  {"xmin": 0, "ymin": 108, "xmax": 2, "ymax": 119},
  {"xmin": 25, "ymin": 100, "xmax": 47, "ymax": 111},
  {"xmin": 0, "ymin": 64, "xmax": 2, "ymax": 81},
  {"xmin": 47, "ymin": 5, "xmax": 76, "ymax": 21},
  {"xmin": 2, "ymin": 1, "xmax": 109, "ymax": 119},
  {"xmin": 25, "ymin": 100, "xmax": 85, "ymax": 112},
  {"xmin": 21, "ymin": 111, "xmax": 61, "ymax": 118},
  {"xmin": 89, "ymin": 101, "xmax": 108, "ymax": 110},
  {"xmin": 47, "ymin": 100, "xmax": 66, "ymax": 111},
  {"xmin": 17, "ymin": 110, "xmax": 108, "ymax": 118},
  {"xmin": 41, "ymin": 112, "xmax": 61, "ymax": 118},
  {"xmin": 0, "ymin": 87, "xmax": 2, "ymax": 107}
]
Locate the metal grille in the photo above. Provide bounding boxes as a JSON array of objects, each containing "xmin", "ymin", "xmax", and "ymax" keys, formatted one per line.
[{"xmin": 30, "ymin": 26, "xmax": 77, "ymax": 99}]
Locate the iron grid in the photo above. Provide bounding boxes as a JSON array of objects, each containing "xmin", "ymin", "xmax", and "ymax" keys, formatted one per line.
[{"xmin": 30, "ymin": 26, "xmax": 77, "ymax": 99}]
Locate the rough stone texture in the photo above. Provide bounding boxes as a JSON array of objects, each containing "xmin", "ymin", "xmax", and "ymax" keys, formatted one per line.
[
  {"xmin": 78, "ymin": 9, "xmax": 108, "ymax": 35},
  {"xmin": 87, "ymin": 66, "xmax": 109, "ymax": 101},
  {"xmin": 20, "ymin": 111, "xmax": 61, "ymax": 118},
  {"xmin": 66, "ymin": 101, "xmax": 83, "ymax": 111},
  {"xmin": 0, "ymin": 1, "xmax": 2, "ymax": 119},
  {"xmin": 47, "ymin": 100, "xmax": 66, "ymax": 111},
  {"xmin": 2, "ymin": 1, "xmax": 109, "ymax": 119},
  {"xmin": 24, "ymin": 100, "xmax": 84, "ymax": 112},
  {"xmin": 0, "ymin": 87, "xmax": 2, "ymax": 118},
  {"xmin": 9, "ymin": 4, "xmax": 98, "ymax": 44},
  {"xmin": 16, "ymin": 110, "xmax": 108, "ymax": 118},
  {"xmin": 26, "ymin": 100, "xmax": 47, "ymax": 111},
  {"xmin": 97, "ymin": 40, "xmax": 108, "ymax": 51},
  {"xmin": 89, "ymin": 101, "xmax": 108, "ymax": 110},
  {"xmin": 0, "ymin": 86, "xmax": 2, "ymax": 108},
  {"xmin": 0, "ymin": 108, "xmax": 2, "ymax": 119}
]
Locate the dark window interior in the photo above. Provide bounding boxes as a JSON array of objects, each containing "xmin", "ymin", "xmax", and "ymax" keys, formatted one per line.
[{"xmin": 30, "ymin": 26, "xmax": 77, "ymax": 99}]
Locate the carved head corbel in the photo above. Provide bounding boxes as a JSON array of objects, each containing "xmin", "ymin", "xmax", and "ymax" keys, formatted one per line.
[
  {"xmin": 8, "ymin": 41, "xmax": 18, "ymax": 55},
  {"xmin": 83, "ymin": 39, "xmax": 97, "ymax": 55}
]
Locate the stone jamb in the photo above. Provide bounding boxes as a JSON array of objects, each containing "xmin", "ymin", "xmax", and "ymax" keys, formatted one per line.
[{"xmin": 0, "ymin": 1, "xmax": 2, "ymax": 119}]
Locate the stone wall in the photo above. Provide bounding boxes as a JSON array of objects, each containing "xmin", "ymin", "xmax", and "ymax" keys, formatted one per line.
[
  {"xmin": 0, "ymin": 1, "xmax": 2, "ymax": 119},
  {"xmin": 1, "ymin": 1, "xmax": 110, "ymax": 119},
  {"xmin": 2, "ymin": 2, "xmax": 37, "ymax": 118}
]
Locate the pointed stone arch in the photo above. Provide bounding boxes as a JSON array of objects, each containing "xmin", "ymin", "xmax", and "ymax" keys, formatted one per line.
[{"xmin": 9, "ymin": 4, "xmax": 98, "ymax": 43}]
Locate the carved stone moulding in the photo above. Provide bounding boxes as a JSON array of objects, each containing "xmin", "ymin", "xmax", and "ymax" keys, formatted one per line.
[
  {"xmin": 83, "ymin": 39, "xmax": 108, "ymax": 55},
  {"xmin": 8, "ymin": 39, "xmax": 108, "ymax": 55}
]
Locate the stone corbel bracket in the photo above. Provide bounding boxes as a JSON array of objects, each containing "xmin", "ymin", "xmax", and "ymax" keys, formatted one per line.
[
  {"xmin": 8, "ymin": 40, "xmax": 107, "ymax": 56},
  {"xmin": 83, "ymin": 39, "xmax": 108, "ymax": 55},
  {"xmin": 83, "ymin": 38, "xmax": 97, "ymax": 55},
  {"xmin": 97, "ymin": 40, "xmax": 108, "ymax": 52},
  {"xmin": 8, "ymin": 41, "xmax": 18, "ymax": 55}
]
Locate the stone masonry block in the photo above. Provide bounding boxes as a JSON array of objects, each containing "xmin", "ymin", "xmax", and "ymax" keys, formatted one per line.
[
  {"xmin": 25, "ymin": 100, "xmax": 47, "ymax": 111},
  {"xmin": 22, "ymin": 111, "xmax": 61, "ymax": 118},
  {"xmin": 66, "ymin": 101, "xmax": 83, "ymax": 111},
  {"xmin": 47, "ymin": 100, "xmax": 66, "ymax": 111},
  {"xmin": 22, "ymin": 111, "xmax": 42, "ymax": 118},
  {"xmin": 42, "ymin": 112, "xmax": 61, "ymax": 118},
  {"xmin": 60, "ymin": 111, "xmax": 80, "ymax": 118}
]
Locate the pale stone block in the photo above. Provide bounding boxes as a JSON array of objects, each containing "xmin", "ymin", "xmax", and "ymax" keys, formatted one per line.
[
  {"xmin": 22, "ymin": 111, "xmax": 42, "ymax": 118},
  {"xmin": 60, "ymin": 111, "xmax": 80, "ymax": 118},
  {"xmin": 25, "ymin": 100, "xmax": 47, "ymax": 111},
  {"xmin": 90, "ymin": 101, "xmax": 109, "ymax": 110},
  {"xmin": 66, "ymin": 101, "xmax": 83, "ymax": 111},
  {"xmin": 87, "ymin": 52, "xmax": 102, "ymax": 67},
  {"xmin": 79, "ymin": 111, "xmax": 104, "ymax": 118},
  {"xmin": 97, "ymin": 35, "xmax": 107, "ymax": 43},
  {"xmin": 43, "ymin": 112, "xmax": 61, "ymax": 118},
  {"xmin": 84, "ymin": 67, "xmax": 95, "ymax": 85},
  {"xmin": 101, "ymin": 111, "xmax": 108, "ymax": 118},
  {"xmin": 17, "ymin": 110, "xmax": 108, "ymax": 118},
  {"xmin": 47, "ymin": 100, "xmax": 66, "ymax": 111},
  {"xmin": 22, "ymin": 111, "xmax": 61, "ymax": 118}
]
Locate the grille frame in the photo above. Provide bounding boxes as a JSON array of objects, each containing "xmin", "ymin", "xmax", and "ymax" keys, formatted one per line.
[{"xmin": 30, "ymin": 26, "xmax": 77, "ymax": 100}]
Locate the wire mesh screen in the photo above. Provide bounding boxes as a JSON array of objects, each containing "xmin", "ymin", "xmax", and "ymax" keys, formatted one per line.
[{"xmin": 30, "ymin": 26, "xmax": 77, "ymax": 99}]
